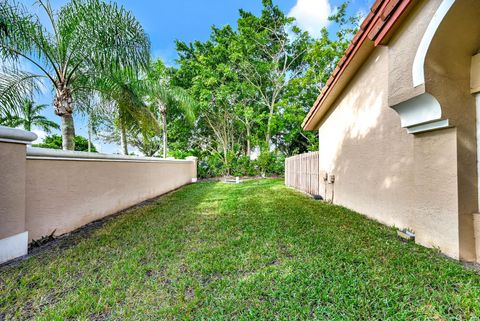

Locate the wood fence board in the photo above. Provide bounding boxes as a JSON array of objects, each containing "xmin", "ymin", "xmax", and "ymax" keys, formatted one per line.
[{"xmin": 284, "ymin": 152, "xmax": 320, "ymax": 195}]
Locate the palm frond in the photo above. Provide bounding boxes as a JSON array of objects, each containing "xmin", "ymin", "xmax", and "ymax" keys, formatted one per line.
[
  {"xmin": 59, "ymin": 0, "xmax": 151, "ymax": 76},
  {"xmin": 0, "ymin": 0, "xmax": 59, "ymax": 83},
  {"xmin": 147, "ymin": 78, "xmax": 196, "ymax": 124},
  {"xmin": 0, "ymin": 67, "xmax": 43, "ymax": 116}
]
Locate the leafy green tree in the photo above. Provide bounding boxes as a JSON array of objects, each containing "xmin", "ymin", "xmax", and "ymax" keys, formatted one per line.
[
  {"xmin": 176, "ymin": 25, "xmax": 254, "ymax": 173},
  {"xmin": 173, "ymin": 0, "xmax": 358, "ymax": 176},
  {"xmin": 34, "ymin": 134, "xmax": 97, "ymax": 152},
  {"xmin": 233, "ymin": 0, "xmax": 311, "ymax": 149},
  {"xmin": 0, "ymin": 0, "xmax": 150, "ymax": 150},
  {"xmin": 274, "ymin": 2, "xmax": 359, "ymax": 155}
]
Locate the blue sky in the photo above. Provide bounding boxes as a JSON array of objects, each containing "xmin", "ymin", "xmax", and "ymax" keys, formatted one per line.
[{"xmin": 22, "ymin": 0, "xmax": 372, "ymax": 153}]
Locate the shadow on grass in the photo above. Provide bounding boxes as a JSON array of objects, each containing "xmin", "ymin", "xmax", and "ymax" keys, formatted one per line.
[{"xmin": 1, "ymin": 179, "xmax": 480, "ymax": 320}]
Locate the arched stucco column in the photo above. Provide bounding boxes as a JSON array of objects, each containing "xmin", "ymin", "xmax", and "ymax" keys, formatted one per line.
[
  {"xmin": 387, "ymin": 0, "xmax": 480, "ymax": 261},
  {"xmin": 390, "ymin": 0, "xmax": 454, "ymax": 134},
  {"xmin": 423, "ymin": 0, "xmax": 480, "ymax": 262}
]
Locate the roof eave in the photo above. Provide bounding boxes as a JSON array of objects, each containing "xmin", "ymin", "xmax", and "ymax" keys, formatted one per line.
[{"xmin": 302, "ymin": 0, "xmax": 415, "ymax": 131}]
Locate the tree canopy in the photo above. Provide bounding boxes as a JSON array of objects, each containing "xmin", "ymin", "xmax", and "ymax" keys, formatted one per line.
[
  {"xmin": 173, "ymin": 0, "xmax": 358, "ymax": 176},
  {"xmin": 0, "ymin": 0, "xmax": 358, "ymax": 177}
]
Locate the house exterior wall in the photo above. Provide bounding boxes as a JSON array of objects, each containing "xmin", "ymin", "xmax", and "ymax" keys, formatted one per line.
[
  {"xmin": 424, "ymin": 0, "xmax": 480, "ymax": 261},
  {"xmin": 318, "ymin": 46, "xmax": 416, "ymax": 231},
  {"xmin": 412, "ymin": 128, "xmax": 459, "ymax": 256},
  {"xmin": 315, "ymin": 0, "xmax": 479, "ymax": 260},
  {"xmin": 387, "ymin": 0, "xmax": 441, "ymax": 105}
]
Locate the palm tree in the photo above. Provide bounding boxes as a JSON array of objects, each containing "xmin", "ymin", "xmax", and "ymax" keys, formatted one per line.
[
  {"xmin": 0, "ymin": 108, "xmax": 20, "ymax": 128},
  {"xmin": 0, "ymin": 98, "xmax": 60, "ymax": 133},
  {"xmin": 96, "ymin": 68, "xmax": 157, "ymax": 155},
  {"xmin": 146, "ymin": 61, "xmax": 195, "ymax": 158},
  {"xmin": 16, "ymin": 99, "xmax": 59, "ymax": 132},
  {"xmin": 0, "ymin": 0, "xmax": 150, "ymax": 150}
]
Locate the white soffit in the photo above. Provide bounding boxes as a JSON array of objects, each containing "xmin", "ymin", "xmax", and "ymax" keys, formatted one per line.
[{"xmin": 392, "ymin": 93, "xmax": 441, "ymax": 125}]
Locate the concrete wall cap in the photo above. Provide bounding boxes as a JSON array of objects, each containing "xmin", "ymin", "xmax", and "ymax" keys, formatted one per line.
[
  {"xmin": 26, "ymin": 147, "xmax": 195, "ymax": 163},
  {"xmin": 0, "ymin": 126, "xmax": 37, "ymax": 144}
]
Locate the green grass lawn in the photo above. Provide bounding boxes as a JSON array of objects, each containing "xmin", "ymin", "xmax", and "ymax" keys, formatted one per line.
[{"xmin": 1, "ymin": 179, "xmax": 480, "ymax": 320}]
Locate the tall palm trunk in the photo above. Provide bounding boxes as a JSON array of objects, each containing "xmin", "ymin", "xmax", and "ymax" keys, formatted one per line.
[
  {"xmin": 87, "ymin": 117, "xmax": 93, "ymax": 153},
  {"xmin": 159, "ymin": 102, "xmax": 167, "ymax": 158},
  {"xmin": 61, "ymin": 114, "xmax": 75, "ymax": 150},
  {"xmin": 53, "ymin": 85, "xmax": 75, "ymax": 150},
  {"xmin": 23, "ymin": 100, "xmax": 32, "ymax": 131},
  {"xmin": 120, "ymin": 122, "xmax": 128, "ymax": 155}
]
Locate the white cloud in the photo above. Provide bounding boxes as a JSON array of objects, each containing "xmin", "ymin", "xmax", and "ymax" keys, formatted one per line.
[
  {"xmin": 31, "ymin": 128, "xmax": 47, "ymax": 144},
  {"xmin": 288, "ymin": 0, "xmax": 332, "ymax": 38}
]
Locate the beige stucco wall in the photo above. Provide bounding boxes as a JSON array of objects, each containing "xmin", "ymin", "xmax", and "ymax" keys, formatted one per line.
[
  {"xmin": 412, "ymin": 129, "xmax": 459, "ymax": 256},
  {"xmin": 25, "ymin": 158, "xmax": 195, "ymax": 241},
  {"xmin": 316, "ymin": 0, "xmax": 480, "ymax": 260},
  {"xmin": 387, "ymin": 0, "xmax": 441, "ymax": 105},
  {"xmin": 0, "ymin": 142, "xmax": 27, "ymax": 239},
  {"xmin": 318, "ymin": 45, "xmax": 418, "ymax": 232},
  {"xmin": 424, "ymin": 0, "xmax": 480, "ymax": 261}
]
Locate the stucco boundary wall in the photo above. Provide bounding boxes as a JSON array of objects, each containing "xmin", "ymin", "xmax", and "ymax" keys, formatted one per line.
[{"xmin": 0, "ymin": 126, "xmax": 197, "ymax": 264}]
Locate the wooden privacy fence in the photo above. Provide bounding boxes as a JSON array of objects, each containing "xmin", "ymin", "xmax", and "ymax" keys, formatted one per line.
[{"xmin": 285, "ymin": 151, "xmax": 320, "ymax": 195}]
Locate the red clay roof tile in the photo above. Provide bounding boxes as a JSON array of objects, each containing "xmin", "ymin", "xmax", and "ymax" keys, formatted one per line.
[
  {"xmin": 368, "ymin": 19, "xmax": 386, "ymax": 40},
  {"xmin": 332, "ymin": 66, "xmax": 341, "ymax": 78},
  {"xmin": 337, "ymin": 55, "xmax": 347, "ymax": 67},
  {"xmin": 351, "ymin": 30, "xmax": 363, "ymax": 45},
  {"xmin": 371, "ymin": 0, "xmax": 384, "ymax": 13},
  {"xmin": 381, "ymin": 0, "xmax": 401, "ymax": 20},
  {"xmin": 360, "ymin": 11, "xmax": 375, "ymax": 31}
]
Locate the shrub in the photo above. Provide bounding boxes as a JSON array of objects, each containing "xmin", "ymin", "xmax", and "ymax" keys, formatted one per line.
[
  {"xmin": 231, "ymin": 155, "xmax": 257, "ymax": 177},
  {"xmin": 195, "ymin": 151, "xmax": 284, "ymax": 179},
  {"xmin": 34, "ymin": 134, "xmax": 97, "ymax": 152}
]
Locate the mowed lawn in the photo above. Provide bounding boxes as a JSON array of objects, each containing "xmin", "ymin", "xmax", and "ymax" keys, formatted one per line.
[{"xmin": 1, "ymin": 179, "xmax": 480, "ymax": 320}]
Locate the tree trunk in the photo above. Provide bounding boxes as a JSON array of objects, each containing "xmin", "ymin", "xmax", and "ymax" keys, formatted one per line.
[
  {"xmin": 24, "ymin": 100, "xmax": 32, "ymax": 131},
  {"xmin": 246, "ymin": 122, "xmax": 251, "ymax": 157},
  {"xmin": 87, "ymin": 117, "xmax": 92, "ymax": 153},
  {"xmin": 265, "ymin": 106, "xmax": 274, "ymax": 149},
  {"xmin": 54, "ymin": 85, "xmax": 75, "ymax": 150},
  {"xmin": 120, "ymin": 122, "xmax": 128, "ymax": 155},
  {"xmin": 162, "ymin": 111, "xmax": 167, "ymax": 158},
  {"xmin": 159, "ymin": 101, "xmax": 168, "ymax": 159},
  {"xmin": 61, "ymin": 113, "xmax": 75, "ymax": 151},
  {"xmin": 223, "ymin": 144, "xmax": 229, "ymax": 176}
]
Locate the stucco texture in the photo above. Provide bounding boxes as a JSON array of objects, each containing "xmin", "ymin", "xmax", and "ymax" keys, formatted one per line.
[
  {"xmin": 316, "ymin": 0, "xmax": 480, "ymax": 260},
  {"xmin": 318, "ymin": 45, "xmax": 417, "ymax": 237},
  {"xmin": 0, "ymin": 142, "xmax": 27, "ymax": 239},
  {"xmin": 25, "ymin": 159, "xmax": 195, "ymax": 241}
]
